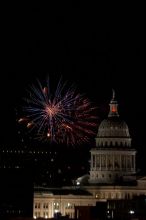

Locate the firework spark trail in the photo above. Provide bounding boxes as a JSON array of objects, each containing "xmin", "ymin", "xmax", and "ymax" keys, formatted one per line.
[{"xmin": 19, "ymin": 77, "xmax": 97, "ymax": 145}]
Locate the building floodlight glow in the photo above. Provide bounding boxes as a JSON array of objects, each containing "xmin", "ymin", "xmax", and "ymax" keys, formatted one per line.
[{"xmin": 129, "ymin": 210, "xmax": 135, "ymax": 214}]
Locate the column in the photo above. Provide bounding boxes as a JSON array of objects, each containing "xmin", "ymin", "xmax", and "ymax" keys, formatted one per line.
[
  {"xmin": 91, "ymin": 154, "xmax": 93, "ymax": 170},
  {"xmin": 120, "ymin": 154, "xmax": 121, "ymax": 170},
  {"xmin": 113, "ymin": 154, "xmax": 114, "ymax": 170},
  {"xmin": 100, "ymin": 154, "xmax": 101, "ymax": 170},
  {"xmin": 125, "ymin": 155, "xmax": 127, "ymax": 170},
  {"xmin": 130, "ymin": 155, "xmax": 132, "ymax": 171},
  {"xmin": 95, "ymin": 154, "xmax": 97, "ymax": 170},
  {"xmin": 134, "ymin": 155, "xmax": 136, "ymax": 172},
  {"xmin": 118, "ymin": 155, "xmax": 120, "ymax": 170}
]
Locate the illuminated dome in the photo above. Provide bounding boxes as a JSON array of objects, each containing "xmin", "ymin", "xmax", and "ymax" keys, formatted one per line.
[
  {"xmin": 96, "ymin": 90, "xmax": 131, "ymax": 147},
  {"xmin": 97, "ymin": 118, "xmax": 130, "ymax": 137}
]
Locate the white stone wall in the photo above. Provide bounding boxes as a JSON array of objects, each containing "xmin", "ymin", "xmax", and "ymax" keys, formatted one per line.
[
  {"xmin": 33, "ymin": 193, "xmax": 96, "ymax": 219},
  {"xmin": 33, "ymin": 182, "xmax": 146, "ymax": 219}
]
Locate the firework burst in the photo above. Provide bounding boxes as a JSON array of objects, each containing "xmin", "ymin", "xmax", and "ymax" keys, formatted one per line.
[{"xmin": 19, "ymin": 77, "xmax": 97, "ymax": 145}]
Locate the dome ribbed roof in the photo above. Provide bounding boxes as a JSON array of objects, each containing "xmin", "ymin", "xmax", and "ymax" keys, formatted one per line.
[{"xmin": 97, "ymin": 117, "xmax": 130, "ymax": 138}]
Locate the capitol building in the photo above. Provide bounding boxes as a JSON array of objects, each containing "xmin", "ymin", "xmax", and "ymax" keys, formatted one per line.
[{"xmin": 33, "ymin": 91, "xmax": 146, "ymax": 219}]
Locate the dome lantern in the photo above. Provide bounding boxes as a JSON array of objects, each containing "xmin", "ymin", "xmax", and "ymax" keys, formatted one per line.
[{"xmin": 108, "ymin": 89, "xmax": 119, "ymax": 118}]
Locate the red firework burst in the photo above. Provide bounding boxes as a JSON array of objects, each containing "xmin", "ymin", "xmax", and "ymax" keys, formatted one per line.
[{"xmin": 18, "ymin": 77, "xmax": 97, "ymax": 145}]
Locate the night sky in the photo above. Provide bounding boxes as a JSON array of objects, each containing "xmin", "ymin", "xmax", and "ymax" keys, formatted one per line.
[{"xmin": 1, "ymin": 3, "xmax": 146, "ymax": 172}]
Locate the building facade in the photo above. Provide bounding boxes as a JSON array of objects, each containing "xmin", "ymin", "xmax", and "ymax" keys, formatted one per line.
[
  {"xmin": 89, "ymin": 90, "xmax": 136, "ymax": 184},
  {"xmin": 33, "ymin": 91, "xmax": 146, "ymax": 219}
]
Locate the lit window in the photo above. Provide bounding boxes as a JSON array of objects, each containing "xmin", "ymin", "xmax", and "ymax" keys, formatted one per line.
[
  {"xmin": 111, "ymin": 106, "xmax": 116, "ymax": 112},
  {"xmin": 95, "ymin": 194, "xmax": 100, "ymax": 198}
]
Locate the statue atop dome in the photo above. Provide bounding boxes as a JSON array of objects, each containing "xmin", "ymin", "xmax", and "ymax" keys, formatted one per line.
[{"xmin": 112, "ymin": 88, "xmax": 115, "ymax": 100}]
